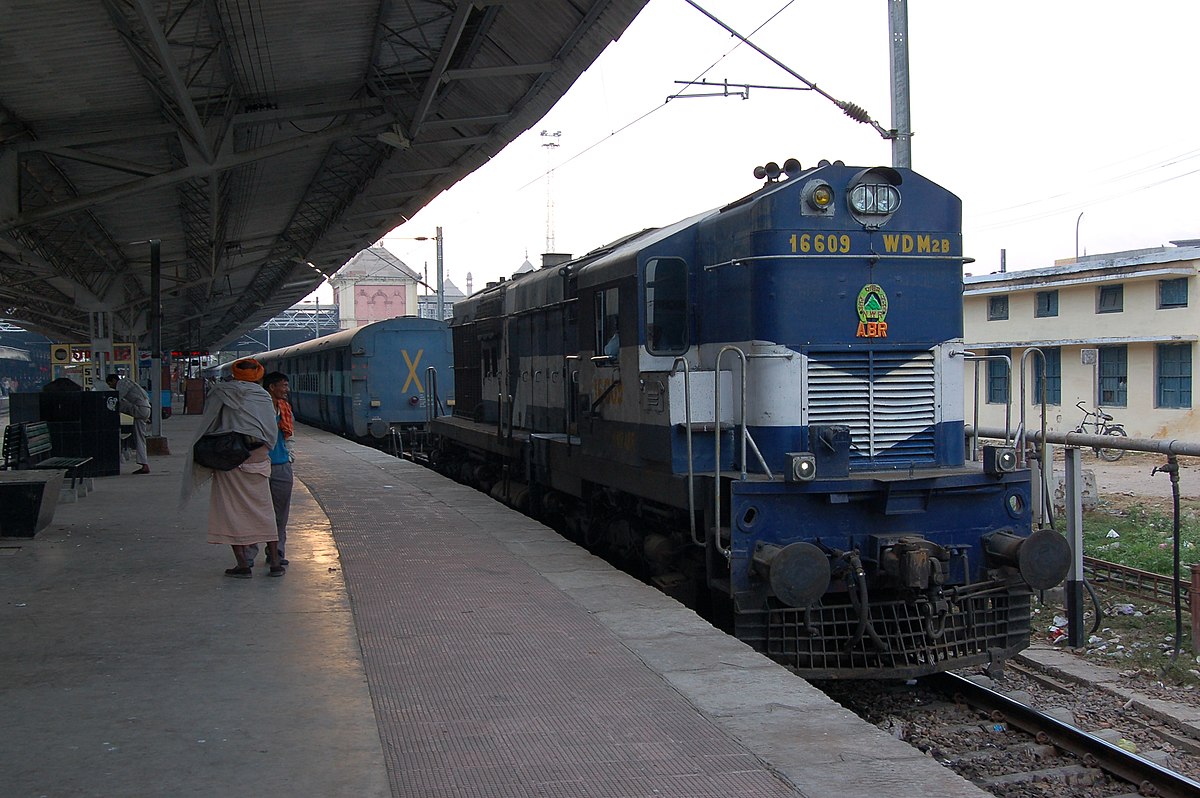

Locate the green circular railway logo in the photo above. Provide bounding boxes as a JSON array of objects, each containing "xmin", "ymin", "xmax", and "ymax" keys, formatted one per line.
[{"xmin": 856, "ymin": 284, "xmax": 888, "ymax": 323}]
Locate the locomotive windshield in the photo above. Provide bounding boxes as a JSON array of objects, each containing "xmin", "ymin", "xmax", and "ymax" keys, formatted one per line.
[{"xmin": 644, "ymin": 257, "xmax": 688, "ymax": 355}]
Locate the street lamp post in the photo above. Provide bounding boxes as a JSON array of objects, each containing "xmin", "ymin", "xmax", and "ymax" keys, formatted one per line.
[{"xmin": 414, "ymin": 227, "xmax": 444, "ymax": 320}]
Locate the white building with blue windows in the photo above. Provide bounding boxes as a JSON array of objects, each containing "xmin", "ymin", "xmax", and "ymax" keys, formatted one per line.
[{"xmin": 962, "ymin": 244, "xmax": 1197, "ymax": 439}]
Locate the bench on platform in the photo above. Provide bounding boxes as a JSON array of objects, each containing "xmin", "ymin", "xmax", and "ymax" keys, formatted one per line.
[{"xmin": 2, "ymin": 421, "xmax": 94, "ymax": 500}]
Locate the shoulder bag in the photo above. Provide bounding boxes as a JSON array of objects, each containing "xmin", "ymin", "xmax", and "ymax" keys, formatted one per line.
[{"xmin": 193, "ymin": 430, "xmax": 252, "ymax": 471}]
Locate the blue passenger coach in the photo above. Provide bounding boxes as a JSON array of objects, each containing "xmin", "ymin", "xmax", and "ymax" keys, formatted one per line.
[
  {"xmin": 430, "ymin": 160, "xmax": 1069, "ymax": 679},
  {"xmin": 257, "ymin": 317, "xmax": 453, "ymax": 439}
]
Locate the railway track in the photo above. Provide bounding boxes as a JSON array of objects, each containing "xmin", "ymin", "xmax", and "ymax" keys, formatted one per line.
[
  {"xmin": 819, "ymin": 671, "xmax": 1200, "ymax": 798},
  {"xmin": 929, "ymin": 671, "xmax": 1199, "ymax": 797}
]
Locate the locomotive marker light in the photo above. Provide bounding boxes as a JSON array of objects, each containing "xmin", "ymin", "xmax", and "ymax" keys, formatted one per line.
[
  {"xmin": 801, "ymin": 179, "xmax": 835, "ymax": 216},
  {"xmin": 983, "ymin": 444, "xmax": 1019, "ymax": 475},
  {"xmin": 786, "ymin": 452, "xmax": 817, "ymax": 482},
  {"xmin": 752, "ymin": 542, "xmax": 831, "ymax": 607}
]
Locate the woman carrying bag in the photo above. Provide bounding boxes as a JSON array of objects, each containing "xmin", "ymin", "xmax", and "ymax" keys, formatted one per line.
[{"xmin": 180, "ymin": 358, "xmax": 284, "ymax": 578}]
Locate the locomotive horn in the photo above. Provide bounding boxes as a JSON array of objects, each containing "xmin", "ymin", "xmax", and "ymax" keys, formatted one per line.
[
  {"xmin": 752, "ymin": 542, "xmax": 831, "ymax": 607},
  {"xmin": 984, "ymin": 529, "xmax": 1071, "ymax": 590}
]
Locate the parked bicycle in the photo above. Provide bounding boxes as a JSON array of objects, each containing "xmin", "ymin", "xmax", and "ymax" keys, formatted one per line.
[{"xmin": 1073, "ymin": 400, "xmax": 1127, "ymax": 461}]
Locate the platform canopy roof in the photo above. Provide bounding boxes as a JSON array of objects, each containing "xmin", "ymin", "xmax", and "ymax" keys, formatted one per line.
[{"xmin": 0, "ymin": 0, "xmax": 647, "ymax": 351}]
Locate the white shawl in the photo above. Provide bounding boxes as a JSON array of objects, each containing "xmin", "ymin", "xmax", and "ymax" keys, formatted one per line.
[{"xmin": 179, "ymin": 380, "xmax": 279, "ymax": 508}]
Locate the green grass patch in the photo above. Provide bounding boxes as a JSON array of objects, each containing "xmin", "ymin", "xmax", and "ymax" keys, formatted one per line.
[{"xmin": 1083, "ymin": 502, "xmax": 1200, "ymax": 575}]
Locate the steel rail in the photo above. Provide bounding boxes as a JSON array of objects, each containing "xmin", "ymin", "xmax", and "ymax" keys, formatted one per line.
[{"xmin": 927, "ymin": 671, "xmax": 1200, "ymax": 798}]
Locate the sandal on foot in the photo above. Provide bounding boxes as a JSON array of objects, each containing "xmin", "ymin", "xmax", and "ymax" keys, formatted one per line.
[{"xmin": 224, "ymin": 566, "xmax": 252, "ymax": 578}]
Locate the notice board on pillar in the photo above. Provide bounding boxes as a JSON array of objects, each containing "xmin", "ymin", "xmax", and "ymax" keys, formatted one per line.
[{"xmin": 49, "ymin": 342, "xmax": 138, "ymax": 389}]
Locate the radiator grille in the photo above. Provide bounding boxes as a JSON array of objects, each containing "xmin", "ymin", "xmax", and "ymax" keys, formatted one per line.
[{"xmin": 807, "ymin": 350, "xmax": 936, "ymax": 464}]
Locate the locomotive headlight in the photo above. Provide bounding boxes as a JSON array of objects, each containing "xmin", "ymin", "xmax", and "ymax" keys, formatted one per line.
[{"xmin": 849, "ymin": 183, "xmax": 901, "ymax": 215}]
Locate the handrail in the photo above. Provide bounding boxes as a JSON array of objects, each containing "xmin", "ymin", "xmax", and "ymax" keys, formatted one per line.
[
  {"xmin": 425, "ymin": 365, "xmax": 440, "ymax": 423},
  {"xmin": 712, "ymin": 346, "xmax": 747, "ymax": 560},
  {"xmin": 1016, "ymin": 348, "xmax": 1047, "ymax": 468},
  {"xmin": 564, "ymin": 355, "xmax": 580, "ymax": 439},
  {"xmin": 964, "ymin": 352, "xmax": 1012, "ymax": 458},
  {"xmin": 670, "ymin": 357, "xmax": 701, "ymax": 547},
  {"xmin": 1017, "ymin": 348, "xmax": 1053, "ymax": 528}
]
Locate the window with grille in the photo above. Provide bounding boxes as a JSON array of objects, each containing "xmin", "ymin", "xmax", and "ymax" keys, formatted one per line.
[
  {"xmin": 987, "ymin": 349, "xmax": 1011, "ymax": 404},
  {"xmin": 1097, "ymin": 284, "xmax": 1123, "ymax": 314},
  {"xmin": 1099, "ymin": 345, "xmax": 1127, "ymax": 406},
  {"xmin": 1035, "ymin": 290, "xmax": 1058, "ymax": 318},
  {"xmin": 1157, "ymin": 344, "xmax": 1192, "ymax": 408},
  {"xmin": 1159, "ymin": 278, "xmax": 1188, "ymax": 309},
  {"xmin": 1032, "ymin": 347, "xmax": 1061, "ymax": 405},
  {"xmin": 987, "ymin": 295, "xmax": 1009, "ymax": 320}
]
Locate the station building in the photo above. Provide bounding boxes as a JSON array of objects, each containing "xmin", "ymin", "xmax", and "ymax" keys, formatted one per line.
[{"xmin": 963, "ymin": 244, "xmax": 1199, "ymax": 439}]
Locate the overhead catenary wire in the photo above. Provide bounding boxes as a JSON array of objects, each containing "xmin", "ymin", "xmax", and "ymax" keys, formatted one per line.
[
  {"xmin": 520, "ymin": 0, "xmax": 820, "ymax": 192},
  {"xmin": 968, "ymin": 142, "xmax": 1200, "ymax": 232},
  {"xmin": 681, "ymin": 0, "xmax": 889, "ymax": 138}
]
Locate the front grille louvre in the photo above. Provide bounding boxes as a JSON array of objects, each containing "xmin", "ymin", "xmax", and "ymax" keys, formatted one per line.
[{"xmin": 808, "ymin": 350, "xmax": 936, "ymax": 463}]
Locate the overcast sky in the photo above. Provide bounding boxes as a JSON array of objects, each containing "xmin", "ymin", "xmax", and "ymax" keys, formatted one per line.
[{"xmin": 361, "ymin": 0, "xmax": 1200, "ymax": 299}]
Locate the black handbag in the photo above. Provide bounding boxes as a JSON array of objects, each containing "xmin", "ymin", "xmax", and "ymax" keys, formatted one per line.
[{"xmin": 192, "ymin": 431, "xmax": 252, "ymax": 471}]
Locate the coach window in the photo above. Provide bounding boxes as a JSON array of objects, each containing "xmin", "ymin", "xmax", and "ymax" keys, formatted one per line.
[
  {"xmin": 644, "ymin": 257, "xmax": 688, "ymax": 355},
  {"xmin": 594, "ymin": 287, "xmax": 620, "ymax": 358}
]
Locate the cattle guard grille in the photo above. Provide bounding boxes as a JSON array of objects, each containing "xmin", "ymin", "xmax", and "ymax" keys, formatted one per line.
[{"xmin": 739, "ymin": 589, "xmax": 1032, "ymax": 679}]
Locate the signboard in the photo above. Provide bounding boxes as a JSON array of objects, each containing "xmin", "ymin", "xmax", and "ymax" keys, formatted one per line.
[{"xmin": 50, "ymin": 342, "xmax": 138, "ymax": 388}]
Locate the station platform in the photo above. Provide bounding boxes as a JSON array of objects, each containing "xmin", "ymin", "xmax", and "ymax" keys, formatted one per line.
[{"xmin": 0, "ymin": 413, "xmax": 990, "ymax": 798}]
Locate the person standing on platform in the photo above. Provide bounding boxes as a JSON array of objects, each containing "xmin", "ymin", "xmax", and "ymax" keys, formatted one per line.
[
  {"xmin": 245, "ymin": 371, "xmax": 294, "ymax": 571},
  {"xmin": 105, "ymin": 372, "xmax": 152, "ymax": 474},
  {"xmin": 180, "ymin": 358, "xmax": 283, "ymax": 578}
]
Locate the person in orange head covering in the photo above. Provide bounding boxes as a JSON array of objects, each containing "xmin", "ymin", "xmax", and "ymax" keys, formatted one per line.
[
  {"xmin": 244, "ymin": 370, "xmax": 295, "ymax": 570},
  {"xmin": 181, "ymin": 358, "xmax": 284, "ymax": 577}
]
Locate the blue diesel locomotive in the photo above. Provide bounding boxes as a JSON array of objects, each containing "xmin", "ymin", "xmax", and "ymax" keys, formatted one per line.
[
  {"xmin": 254, "ymin": 317, "xmax": 454, "ymax": 440},
  {"xmin": 429, "ymin": 159, "xmax": 1069, "ymax": 679}
]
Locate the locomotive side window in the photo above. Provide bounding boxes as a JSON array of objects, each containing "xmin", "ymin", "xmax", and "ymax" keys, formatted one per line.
[
  {"xmin": 594, "ymin": 287, "xmax": 619, "ymax": 358},
  {"xmin": 644, "ymin": 257, "xmax": 688, "ymax": 355}
]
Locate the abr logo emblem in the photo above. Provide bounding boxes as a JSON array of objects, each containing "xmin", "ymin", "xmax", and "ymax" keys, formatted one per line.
[{"xmin": 856, "ymin": 284, "xmax": 889, "ymax": 338}]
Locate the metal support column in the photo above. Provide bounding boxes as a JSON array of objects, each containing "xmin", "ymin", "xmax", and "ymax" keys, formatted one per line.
[
  {"xmin": 1064, "ymin": 447, "xmax": 1085, "ymax": 647},
  {"xmin": 888, "ymin": 0, "xmax": 913, "ymax": 168},
  {"xmin": 149, "ymin": 240, "xmax": 162, "ymax": 437},
  {"xmin": 435, "ymin": 226, "xmax": 445, "ymax": 321}
]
